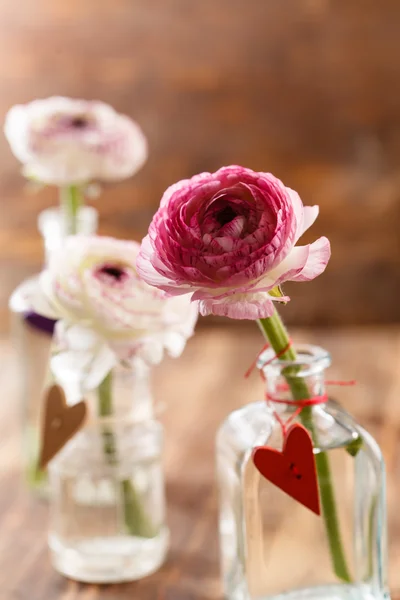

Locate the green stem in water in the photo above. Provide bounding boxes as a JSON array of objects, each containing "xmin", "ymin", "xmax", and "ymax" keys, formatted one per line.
[
  {"xmin": 98, "ymin": 372, "xmax": 117, "ymax": 461},
  {"xmin": 26, "ymin": 426, "xmax": 48, "ymax": 493},
  {"xmin": 60, "ymin": 185, "xmax": 83, "ymax": 235},
  {"xmin": 97, "ymin": 372, "xmax": 158, "ymax": 538},
  {"xmin": 258, "ymin": 309, "xmax": 352, "ymax": 583}
]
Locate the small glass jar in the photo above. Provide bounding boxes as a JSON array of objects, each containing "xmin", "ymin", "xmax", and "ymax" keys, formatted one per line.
[
  {"xmin": 9, "ymin": 206, "xmax": 98, "ymax": 493},
  {"xmin": 47, "ymin": 363, "xmax": 169, "ymax": 583},
  {"xmin": 217, "ymin": 344, "xmax": 389, "ymax": 600}
]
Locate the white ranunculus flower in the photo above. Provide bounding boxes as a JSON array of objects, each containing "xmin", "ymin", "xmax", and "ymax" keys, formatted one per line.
[
  {"xmin": 4, "ymin": 96, "xmax": 147, "ymax": 185},
  {"xmin": 33, "ymin": 235, "xmax": 198, "ymax": 390}
]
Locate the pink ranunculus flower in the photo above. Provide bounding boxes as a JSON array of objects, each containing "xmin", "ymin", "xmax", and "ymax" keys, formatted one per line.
[
  {"xmin": 137, "ymin": 165, "xmax": 331, "ymax": 319},
  {"xmin": 32, "ymin": 235, "xmax": 198, "ymax": 392},
  {"xmin": 4, "ymin": 97, "xmax": 147, "ymax": 186}
]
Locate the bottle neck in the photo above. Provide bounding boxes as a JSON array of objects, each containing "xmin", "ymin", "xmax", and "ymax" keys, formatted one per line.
[
  {"xmin": 37, "ymin": 205, "xmax": 98, "ymax": 266},
  {"xmin": 264, "ymin": 371, "xmax": 326, "ymax": 412},
  {"xmin": 258, "ymin": 344, "xmax": 330, "ymax": 411},
  {"xmin": 77, "ymin": 361, "xmax": 155, "ymax": 424}
]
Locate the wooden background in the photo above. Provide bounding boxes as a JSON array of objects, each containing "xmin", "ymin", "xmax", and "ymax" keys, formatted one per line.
[{"xmin": 0, "ymin": 0, "xmax": 399, "ymax": 331}]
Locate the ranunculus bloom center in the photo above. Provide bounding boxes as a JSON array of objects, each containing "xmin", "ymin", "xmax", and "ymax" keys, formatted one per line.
[
  {"xmin": 96, "ymin": 264, "xmax": 128, "ymax": 284},
  {"xmin": 216, "ymin": 205, "xmax": 237, "ymax": 226},
  {"xmin": 201, "ymin": 189, "xmax": 261, "ymax": 243},
  {"xmin": 70, "ymin": 115, "xmax": 89, "ymax": 129}
]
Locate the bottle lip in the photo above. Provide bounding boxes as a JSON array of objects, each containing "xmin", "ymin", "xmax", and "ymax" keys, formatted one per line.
[{"xmin": 257, "ymin": 343, "xmax": 331, "ymax": 375}]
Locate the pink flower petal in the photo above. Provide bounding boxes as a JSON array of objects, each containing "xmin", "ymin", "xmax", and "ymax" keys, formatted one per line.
[
  {"xmin": 213, "ymin": 236, "xmax": 234, "ymax": 252},
  {"xmin": 300, "ymin": 205, "xmax": 319, "ymax": 238},
  {"xmin": 251, "ymin": 245, "xmax": 311, "ymax": 290},
  {"xmin": 218, "ymin": 215, "xmax": 246, "ymax": 238},
  {"xmin": 136, "ymin": 235, "xmax": 180, "ymax": 292},
  {"xmin": 191, "ymin": 284, "xmax": 290, "ymax": 303},
  {"xmin": 199, "ymin": 292, "xmax": 276, "ymax": 320},
  {"xmin": 290, "ymin": 236, "xmax": 331, "ymax": 282},
  {"xmin": 287, "ymin": 187, "xmax": 304, "ymax": 243}
]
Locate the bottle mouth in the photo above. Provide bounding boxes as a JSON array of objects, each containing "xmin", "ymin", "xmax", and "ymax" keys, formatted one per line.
[{"xmin": 257, "ymin": 344, "xmax": 331, "ymax": 378}]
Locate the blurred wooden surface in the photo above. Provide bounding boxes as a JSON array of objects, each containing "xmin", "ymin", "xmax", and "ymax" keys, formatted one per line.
[
  {"xmin": 1, "ymin": 325, "xmax": 400, "ymax": 599},
  {"xmin": 0, "ymin": 0, "xmax": 399, "ymax": 330}
]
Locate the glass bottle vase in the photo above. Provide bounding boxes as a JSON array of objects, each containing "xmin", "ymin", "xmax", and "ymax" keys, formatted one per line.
[
  {"xmin": 48, "ymin": 362, "xmax": 169, "ymax": 583},
  {"xmin": 217, "ymin": 344, "xmax": 389, "ymax": 600},
  {"xmin": 9, "ymin": 206, "xmax": 98, "ymax": 493}
]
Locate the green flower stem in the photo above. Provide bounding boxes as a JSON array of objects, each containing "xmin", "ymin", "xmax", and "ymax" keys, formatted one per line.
[
  {"xmin": 28, "ymin": 462, "xmax": 48, "ymax": 491},
  {"xmin": 258, "ymin": 309, "xmax": 352, "ymax": 583},
  {"xmin": 98, "ymin": 372, "xmax": 118, "ymax": 462},
  {"xmin": 60, "ymin": 185, "xmax": 83, "ymax": 235},
  {"xmin": 25, "ymin": 424, "xmax": 48, "ymax": 491},
  {"xmin": 97, "ymin": 372, "xmax": 157, "ymax": 538}
]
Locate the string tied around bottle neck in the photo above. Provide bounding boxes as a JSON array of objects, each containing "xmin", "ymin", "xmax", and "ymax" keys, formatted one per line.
[{"xmin": 245, "ymin": 341, "xmax": 356, "ymax": 436}]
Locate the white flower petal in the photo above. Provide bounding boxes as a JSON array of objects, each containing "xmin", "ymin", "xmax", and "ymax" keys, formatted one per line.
[
  {"xmin": 51, "ymin": 342, "xmax": 116, "ymax": 400},
  {"xmin": 58, "ymin": 322, "xmax": 103, "ymax": 352},
  {"xmin": 162, "ymin": 331, "xmax": 186, "ymax": 358},
  {"xmin": 136, "ymin": 338, "xmax": 165, "ymax": 365}
]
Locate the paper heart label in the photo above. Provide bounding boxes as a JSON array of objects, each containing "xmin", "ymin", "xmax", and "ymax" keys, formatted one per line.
[
  {"xmin": 38, "ymin": 384, "xmax": 87, "ymax": 470},
  {"xmin": 252, "ymin": 423, "xmax": 320, "ymax": 515}
]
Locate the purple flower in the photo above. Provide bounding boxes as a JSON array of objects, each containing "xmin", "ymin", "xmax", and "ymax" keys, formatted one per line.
[{"xmin": 137, "ymin": 166, "xmax": 331, "ymax": 319}]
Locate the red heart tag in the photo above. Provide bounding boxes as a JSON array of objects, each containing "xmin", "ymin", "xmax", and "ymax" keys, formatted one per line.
[{"xmin": 252, "ymin": 423, "xmax": 320, "ymax": 515}]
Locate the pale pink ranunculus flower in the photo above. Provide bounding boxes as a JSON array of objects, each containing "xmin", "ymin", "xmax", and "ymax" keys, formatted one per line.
[
  {"xmin": 137, "ymin": 165, "xmax": 331, "ymax": 319},
  {"xmin": 33, "ymin": 235, "xmax": 198, "ymax": 391},
  {"xmin": 4, "ymin": 97, "xmax": 147, "ymax": 185}
]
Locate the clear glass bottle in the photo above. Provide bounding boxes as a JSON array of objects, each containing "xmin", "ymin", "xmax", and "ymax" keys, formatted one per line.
[
  {"xmin": 9, "ymin": 206, "xmax": 98, "ymax": 493},
  {"xmin": 217, "ymin": 344, "xmax": 389, "ymax": 600},
  {"xmin": 47, "ymin": 362, "xmax": 169, "ymax": 583}
]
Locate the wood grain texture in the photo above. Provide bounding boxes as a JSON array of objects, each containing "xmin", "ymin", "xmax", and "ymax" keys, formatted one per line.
[
  {"xmin": 0, "ymin": 325, "xmax": 400, "ymax": 599},
  {"xmin": 0, "ymin": 0, "xmax": 399, "ymax": 330}
]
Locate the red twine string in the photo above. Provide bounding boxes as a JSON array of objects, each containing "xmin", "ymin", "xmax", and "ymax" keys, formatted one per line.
[
  {"xmin": 245, "ymin": 343, "xmax": 356, "ymax": 437},
  {"xmin": 244, "ymin": 339, "xmax": 293, "ymax": 379},
  {"xmin": 266, "ymin": 393, "xmax": 329, "ymax": 407}
]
